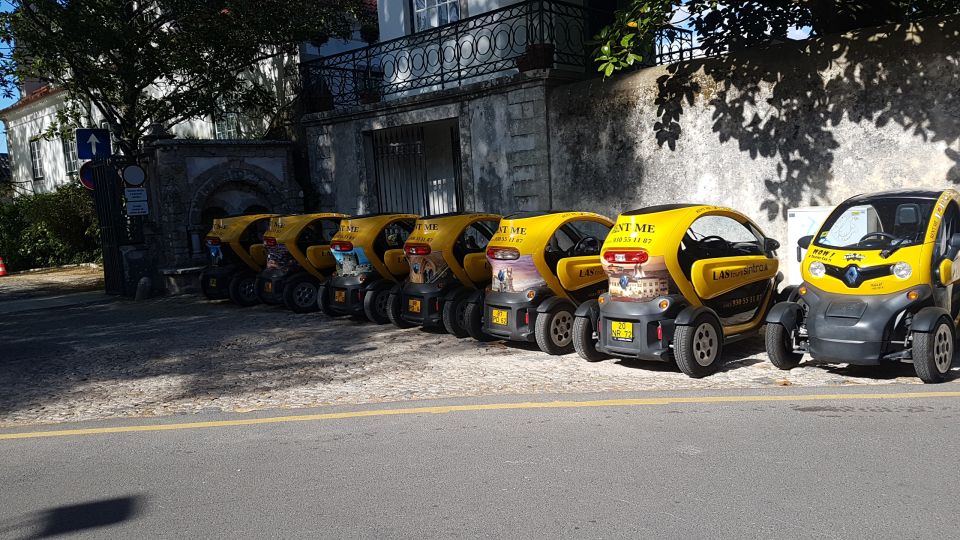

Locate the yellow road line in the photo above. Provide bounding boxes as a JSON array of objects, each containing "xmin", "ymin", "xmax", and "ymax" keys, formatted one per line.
[{"xmin": 3, "ymin": 390, "xmax": 960, "ymax": 441}]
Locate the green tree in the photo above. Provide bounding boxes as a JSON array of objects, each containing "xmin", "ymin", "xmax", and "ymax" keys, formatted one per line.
[
  {"xmin": 0, "ymin": 1, "xmax": 369, "ymax": 155},
  {"xmin": 595, "ymin": 1, "xmax": 959, "ymax": 75}
]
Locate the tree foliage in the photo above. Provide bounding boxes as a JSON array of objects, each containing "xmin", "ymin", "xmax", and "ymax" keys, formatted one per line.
[
  {"xmin": 0, "ymin": 183, "xmax": 101, "ymax": 271},
  {"xmin": 595, "ymin": 1, "xmax": 960, "ymax": 75},
  {"xmin": 0, "ymin": 1, "xmax": 369, "ymax": 154}
]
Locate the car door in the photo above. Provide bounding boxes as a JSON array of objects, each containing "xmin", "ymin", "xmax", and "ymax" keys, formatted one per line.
[
  {"xmin": 685, "ymin": 213, "xmax": 779, "ymax": 326},
  {"xmin": 932, "ymin": 200, "xmax": 960, "ymax": 317}
]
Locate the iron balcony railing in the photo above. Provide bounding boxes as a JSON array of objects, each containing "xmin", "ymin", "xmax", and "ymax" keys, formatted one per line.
[{"xmin": 301, "ymin": 0, "xmax": 694, "ymax": 112}]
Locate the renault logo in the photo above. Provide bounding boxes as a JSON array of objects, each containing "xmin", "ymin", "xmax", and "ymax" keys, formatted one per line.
[{"xmin": 844, "ymin": 266, "xmax": 860, "ymax": 286}]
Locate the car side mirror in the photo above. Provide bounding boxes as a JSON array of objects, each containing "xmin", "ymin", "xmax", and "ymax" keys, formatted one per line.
[
  {"xmin": 797, "ymin": 235, "xmax": 812, "ymax": 249},
  {"xmin": 938, "ymin": 258, "xmax": 954, "ymax": 287},
  {"xmin": 764, "ymin": 238, "xmax": 780, "ymax": 252}
]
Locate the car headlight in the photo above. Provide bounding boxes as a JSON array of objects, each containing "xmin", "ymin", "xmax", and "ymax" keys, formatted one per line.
[
  {"xmin": 891, "ymin": 261, "xmax": 912, "ymax": 280},
  {"xmin": 808, "ymin": 261, "xmax": 826, "ymax": 278}
]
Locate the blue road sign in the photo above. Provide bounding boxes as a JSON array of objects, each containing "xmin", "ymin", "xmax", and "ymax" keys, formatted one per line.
[{"xmin": 75, "ymin": 128, "xmax": 112, "ymax": 160}]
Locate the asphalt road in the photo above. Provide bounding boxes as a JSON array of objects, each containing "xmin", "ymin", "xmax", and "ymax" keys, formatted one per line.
[{"xmin": 2, "ymin": 385, "xmax": 959, "ymax": 539}]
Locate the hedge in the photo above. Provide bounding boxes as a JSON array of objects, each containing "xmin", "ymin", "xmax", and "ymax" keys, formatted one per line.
[{"xmin": 0, "ymin": 183, "xmax": 101, "ymax": 272}]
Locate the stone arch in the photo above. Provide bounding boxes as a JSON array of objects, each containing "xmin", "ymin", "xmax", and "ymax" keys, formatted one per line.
[
  {"xmin": 185, "ymin": 161, "xmax": 291, "ymax": 259},
  {"xmin": 187, "ymin": 161, "xmax": 289, "ymax": 228}
]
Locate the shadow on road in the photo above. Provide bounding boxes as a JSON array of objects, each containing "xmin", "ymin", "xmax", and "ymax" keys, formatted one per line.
[{"xmin": 0, "ymin": 495, "xmax": 145, "ymax": 539}]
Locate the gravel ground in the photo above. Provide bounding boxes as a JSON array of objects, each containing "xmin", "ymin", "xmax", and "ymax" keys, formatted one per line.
[
  {"xmin": 2, "ymin": 295, "xmax": 950, "ymax": 427},
  {"xmin": 0, "ymin": 265, "xmax": 103, "ymax": 301}
]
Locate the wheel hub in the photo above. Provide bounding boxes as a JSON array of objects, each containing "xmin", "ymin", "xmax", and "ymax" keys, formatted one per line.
[
  {"xmin": 693, "ymin": 322, "xmax": 718, "ymax": 367},
  {"xmin": 294, "ymin": 283, "xmax": 316, "ymax": 307},
  {"xmin": 550, "ymin": 311, "xmax": 573, "ymax": 347},
  {"xmin": 934, "ymin": 324, "xmax": 953, "ymax": 374}
]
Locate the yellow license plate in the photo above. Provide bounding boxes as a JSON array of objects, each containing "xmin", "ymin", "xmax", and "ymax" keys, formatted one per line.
[
  {"xmin": 408, "ymin": 299, "xmax": 421, "ymax": 313},
  {"xmin": 209, "ymin": 278, "xmax": 217, "ymax": 287},
  {"xmin": 611, "ymin": 321, "xmax": 633, "ymax": 342},
  {"xmin": 335, "ymin": 290, "xmax": 346, "ymax": 303},
  {"xmin": 264, "ymin": 281, "xmax": 272, "ymax": 293},
  {"xmin": 491, "ymin": 309, "xmax": 508, "ymax": 325}
]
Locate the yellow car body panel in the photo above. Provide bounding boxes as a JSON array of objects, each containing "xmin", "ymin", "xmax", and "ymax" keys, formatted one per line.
[
  {"xmin": 206, "ymin": 214, "xmax": 276, "ymax": 272},
  {"xmin": 690, "ymin": 256, "xmax": 779, "ymax": 300},
  {"xmin": 557, "ymin": 255, "xmax": 607, "ymax": 292},
  {"xmin": 487, "ymin": 212, "xmax": 613, "ymax": 300},
  {"xmin": 405, "ymin": 213, "xmax": 501, "ymax": 289},
  {"xmin": 306, "ymin": 245, "xmax": 335, "ymax": 272},
  {"xmin": 331, "ymin": 213, "xmax": 419, "ymax": 281},
  {"xmin": 263, "ymin": 213, "xmax": 347, "ymax": 280},
  {"xmin": 463, "ymin": 253, "xmax": 492, "ymax": 284}
]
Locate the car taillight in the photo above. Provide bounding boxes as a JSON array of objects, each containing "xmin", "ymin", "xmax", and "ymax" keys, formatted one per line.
[
  {"xmin": 487, "ymin": 247, "xmax": 520, "ymax": 260},
  {"xmin": 657, "ymin": 323, "xmax": 663, "ymax": 341},
  {"xmin": 264, "ymin": 236, "xmax": 277, "ymax": 247},
  {"xmin": 205, "ymin": 236, "xmax": 221, "ymax": 246},
  {"xmin": 405, "ymin": 243, "xmax": 431, "ymax": 256},
  {"xmin": 524, "ymin": 311, "xmax": 529, "ymax": 325},
  {"xmin": 331, "ymin": 240, "xmax": 353, "ymax": 252},
  {"xmin": 603, "ymin": 250, "xmax": 649, "ymax": 264}
]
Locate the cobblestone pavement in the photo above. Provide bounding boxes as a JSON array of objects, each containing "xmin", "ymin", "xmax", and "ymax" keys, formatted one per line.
[
  {"xmin": 0, "ymin": 265, "xmax": 103, "ymax": 302},
  {"xmin": 2, "ymin": 296, "xmax": 954, "ymax": 427}
]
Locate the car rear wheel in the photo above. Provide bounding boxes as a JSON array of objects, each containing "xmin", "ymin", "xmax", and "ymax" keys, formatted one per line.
[
  {"xmin": 283, "ymin": 274, "xmax": 320, "ymax": 313},
  {"xmin": 535, "ymin": 304, "xmax": 575, "ymax": 355},
  {"xmin": 912, "ymin": 316, "xmax": 954, "ymax": 383},
  {"xmin": 573, "ymin": 315, "xmax": 607, "ymax": 362},
  {"xmin": 674, "ymin": 314, "xmax": 723, "ymax": 378},
  {"xmin": 387, "ymin": 292, "xmax": 415, "ymax": 328},
  {"xmin": 363, "ymin": 285, "xmax": 392, "ymax": 324},
  {"xmin": 442, "ymin": 292, "xmax": 471, "ymax": 338},
  {"xmin": 228, "ymin": 272, "xmax": 260, "ymax": 307},
  {"xmin": 463, "ymin": 301, "xmax": 491, "ymax": 341},
  {"xmin": 317, "ymin": 285, "xmax": 341, "ymax": 317},
  {"xmin": 765, "ymin": 323, "xmax": 803, "ymax": 370}
]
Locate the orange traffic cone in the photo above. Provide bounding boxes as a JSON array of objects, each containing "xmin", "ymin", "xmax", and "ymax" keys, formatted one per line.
[{"xmin": 0, "ymin": 257, "xmax": 6, "ymax": 276}]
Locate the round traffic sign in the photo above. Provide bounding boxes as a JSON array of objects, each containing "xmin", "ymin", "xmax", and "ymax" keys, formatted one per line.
[
  {"xmin": 78, "ymin": 162, "xmax": 95, "ymax": 190},
  {"xmin": 122, "ymin": 164, "xmax": 146, "ymax": 186}
]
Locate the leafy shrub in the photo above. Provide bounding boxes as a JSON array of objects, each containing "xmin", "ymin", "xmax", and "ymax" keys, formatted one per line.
[{"xmin": 0, "ymin": 183, "xmax": 101, "ymax": 272}]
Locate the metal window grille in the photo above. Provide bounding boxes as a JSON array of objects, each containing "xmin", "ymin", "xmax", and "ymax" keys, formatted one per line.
[{"xmin": 371, "ymin": 123, "xmax": 463, "ymax": 215}]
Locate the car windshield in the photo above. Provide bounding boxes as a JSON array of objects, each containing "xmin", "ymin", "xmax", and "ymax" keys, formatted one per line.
[{"xmin": 814, "ymin": 198, "xmax": 935, "ymax": 250}]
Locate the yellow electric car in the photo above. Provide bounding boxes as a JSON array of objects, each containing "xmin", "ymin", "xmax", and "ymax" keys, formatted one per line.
[
  {"xmin": 318, "ymin": 213, "xmax": 418, "ymax": 322},
  {"xmin": 200, "ymin": 214, "xmax": 274, "ymax": 306},
  {"xmin": 572, "ymin": 204, "xmax": 783, "ymax": 377},
  {"xmin": 766, "ymin": 189, "xmax": 960, "ymax": 383},
  {"xmin": 256, "ymin": 213, "xmax": 347, "ymax": 313},
  {"xmin": 389, "ymin": 212, "xmax": 501, "ymax": 335},
  {"xmin": 480, "ymin": 211, "xmax": 614, "ymax": 354}
]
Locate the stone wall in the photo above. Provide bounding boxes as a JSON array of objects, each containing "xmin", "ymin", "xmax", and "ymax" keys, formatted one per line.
[
  {"xmin": 548, "ymin": 17, "xmax": 960, "ymax": 248},
  {"xmin": 302, "ymin": 73, "xmax": 557, "ymax": 215}
]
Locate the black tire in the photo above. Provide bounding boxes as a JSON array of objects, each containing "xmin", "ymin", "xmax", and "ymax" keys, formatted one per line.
[
  {"xmin": 463, "ymin": 301, "xmax": 491, "ymax": 341},
  {"xmin": 387, "ymin": 292, "xmax": 415, "ymax": 328},
  {"xmin": 283, "ymin": 273, "xmax": 320, "ymax": 314},
  {"xmin": 765, "ymin": 323, "xmax": 803, "ymax": 370},
  {"xmin": 674, "ymin": 314, "xmax": 723, "ymax": 378},
  {"xmin": 228, "ymin": 272, "xmax": 260, "ymax": 307},
  {"xmin": 442, "ymin": 292, "xmax": 471, "ymax": 338},
  {"xmin": 317, "ymin": 285, "xmax": 340, "ymax": 317},
  {"xmin": 535, "ymin": 303, "xmax": 575, "ymax": 355},
  {"xmin": 363, "ymin": 285, "xmax": 392, "ymax": 324},
  {"xmin": 573, "ymin": 315, "xmax": 607, "ymax": 362},
  {"xmin": 912, "ymin": 316, "xmax": 954, "ymax": 384}
]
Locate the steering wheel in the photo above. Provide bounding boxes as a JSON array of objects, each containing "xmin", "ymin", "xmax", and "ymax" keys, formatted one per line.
[
  {"xmin": 858, "ymin": 232, "xmax": 896, "ymax": 244},
  {"xmin": 699, "ymin": 235, "xmax": 730, "ymax": 248},
  {"xmin": 572, "ymin": 236, "xmax": 599, "ymax": 257}
]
